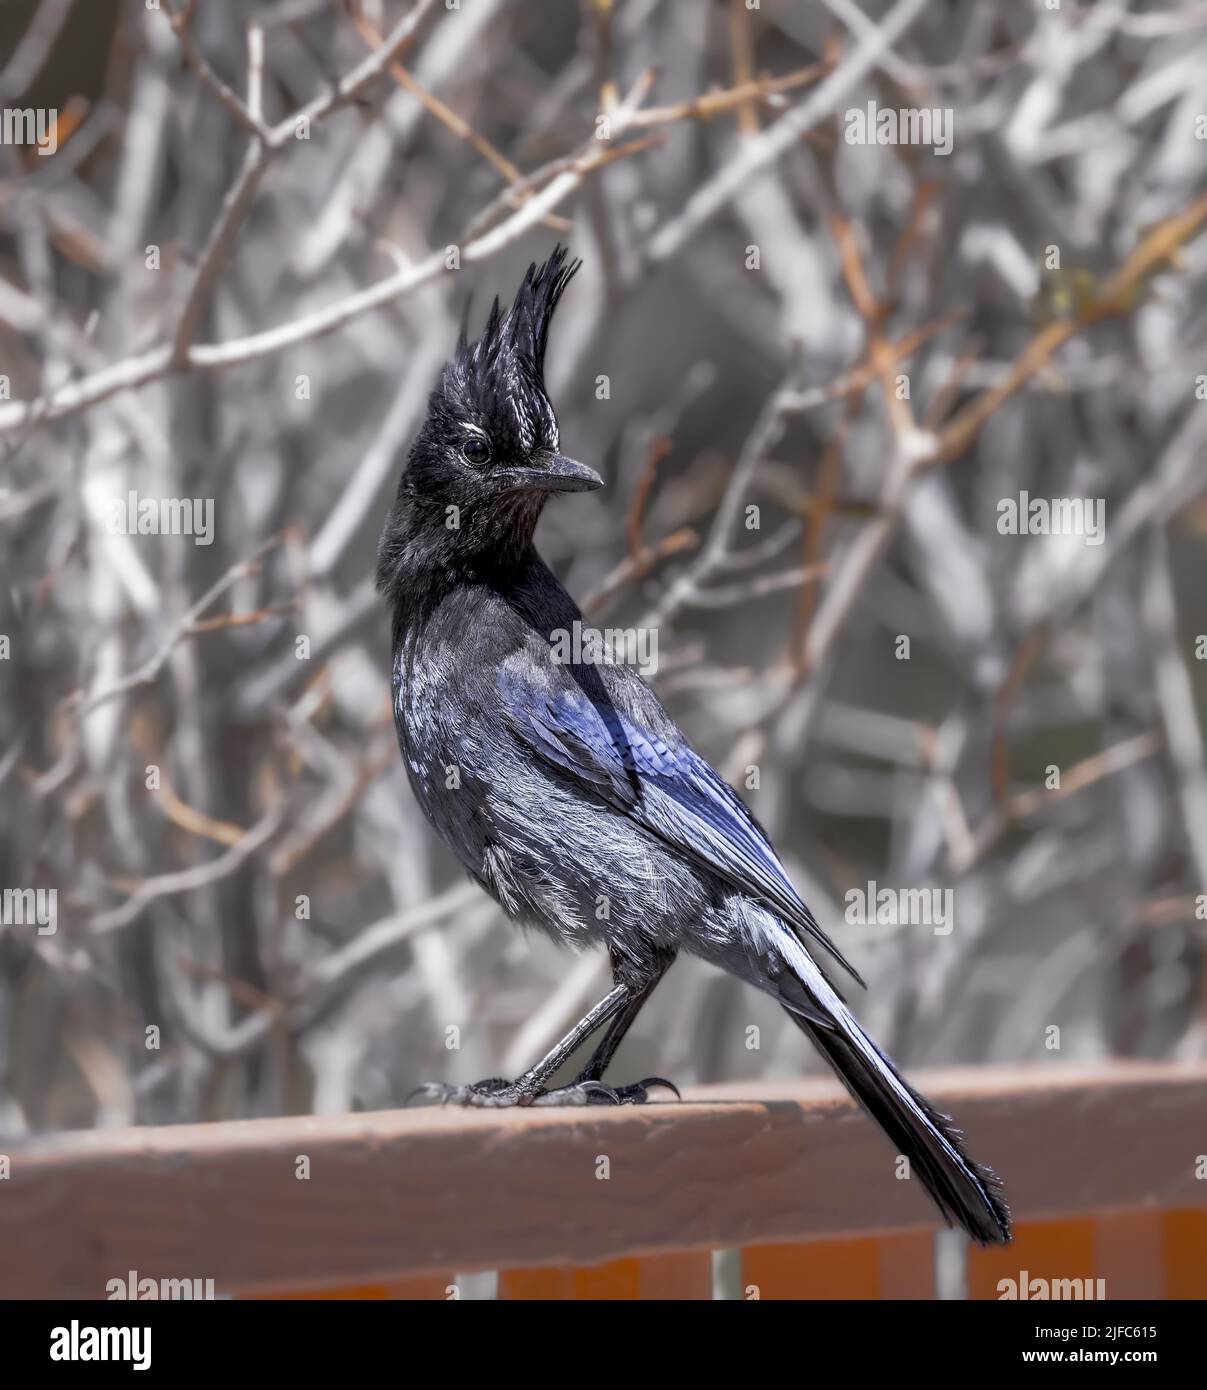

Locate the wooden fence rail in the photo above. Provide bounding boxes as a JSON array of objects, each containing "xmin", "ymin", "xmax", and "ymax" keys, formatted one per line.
[{"xmin": 2, "ymin": 1062, "xmax": 1205, "ymax": 1299}]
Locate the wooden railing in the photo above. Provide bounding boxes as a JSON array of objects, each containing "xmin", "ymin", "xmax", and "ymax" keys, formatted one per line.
[{"xmin": 4, "ymin": 1062, "xmax": 1205, "ymax": 1299}]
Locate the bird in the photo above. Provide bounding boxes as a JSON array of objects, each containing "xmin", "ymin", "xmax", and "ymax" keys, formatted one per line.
[{"xmin": 376, "ymin": 245, "xmax": 1011, "ymax": 1246}]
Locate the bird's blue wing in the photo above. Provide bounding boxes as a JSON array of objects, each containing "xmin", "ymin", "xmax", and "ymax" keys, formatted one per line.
[{"xmin": 497, "ymin": 665, "xmax": 863, "ymax": 985}]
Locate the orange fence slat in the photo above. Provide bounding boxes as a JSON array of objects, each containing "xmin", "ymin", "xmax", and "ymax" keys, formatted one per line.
[
  {"xmin": 500, "ymin": 1260, "xmax": 639, "ymax": 1300},
  {"xmin": 1093, "ymin": 1209, "xmax": 1165, "ymax": 1298},
  {"xmin": 497, "ymin": 1267, "xmax": 577, "ymax": 1299},
  {"xmin": 573, "ymin": 1258, "xmax": 644, "ymax": 1300},
  {"xmin": 385, "ymin": 1275, "xmax": 458, "ymax": 1300},
  {"xmin": 741, "ymin": 1232, "xmax": 933, "ymax": 1300},
  {"xmin": 967, "ymin": 1217, "xmax": 1098, "ymax": 1300},
  {"xmin": 242, "ymin": 1274, "xmax": 454, "ymax": 1299},
  {"xmin": 499, "ymin": 1251, "xmax": 711, "ymax": 1299},
  {"xmin": 876, "ymin": 1231, "xmax": 937, "ymax": 1297},
  {"xmin": 633, "ymin": 1251, "xmax": 713, "ymax": 1298},
  {"xmin": 1162, "ymin": 1208, "xmax": 1207, "ymax": 1297}
]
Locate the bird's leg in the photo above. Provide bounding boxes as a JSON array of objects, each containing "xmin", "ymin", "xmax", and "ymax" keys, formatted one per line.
[
  {"xmin": 535, "ymin": 950, "xmax": 679, "ymax": 1106},
  {"xmin": 406, "ymin": 983, "xmax": 628, "ymax": 1108}
]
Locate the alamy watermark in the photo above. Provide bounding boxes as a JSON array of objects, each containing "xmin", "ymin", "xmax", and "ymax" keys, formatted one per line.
[
  {"xmin": 0, "ymin": 106, "xmax": 58, "ymax": 157},
  {"xmin": 845, "ymin": 881, "xmax": 953, "ymax": 936},
  {"xmin": 104, "ymin": 490, "xmax": 214, "ymax": 546},
  {"xmin": 106, "ymin": 1270, "xmax": 215, "ymax": 1300},
  {"xmin": 1, "ymin": 887, "xmax": 57, "ymax": 935},
  {"xmin": 549, "ymin": 620, "xmax": 659, "ymax": 677},
  {"xmin": 50, "ymin": 1322, "xmax": 150, "ymax": 1371},
  {"xmin": 997, "ymin": 493, "xmax": 1105, "ymax": 545},
  {"xmin": 997, "ymin": 1271, "xmax": 1106, "ymax": 1301},
  {"xmin": 844, "ymin": 100, "xmax": 953, "ymax": 156}
]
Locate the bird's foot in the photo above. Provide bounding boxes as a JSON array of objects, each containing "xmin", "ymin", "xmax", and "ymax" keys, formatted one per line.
[
  {"xmin": 405, "ymin": 1074, "xmax": 681, "ymax": 1108},
  {"xmin": 532, "ymin": 1075, "xmax": 681, "ymax": 1106},
  {"xmin": 405, "ymin": 1077, "xmax": 534, "ymax": 1108}
]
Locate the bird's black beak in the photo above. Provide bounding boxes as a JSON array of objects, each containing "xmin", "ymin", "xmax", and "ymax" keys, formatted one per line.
[{"xmin": 494, "ymin": 455, "xmax": 604, "ymax": 495}]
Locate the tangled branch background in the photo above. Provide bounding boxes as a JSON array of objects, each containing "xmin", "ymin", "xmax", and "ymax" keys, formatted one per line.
[{"xmin": 1, "ymin": 0, "xmax": 1205, "ymax": 1135}]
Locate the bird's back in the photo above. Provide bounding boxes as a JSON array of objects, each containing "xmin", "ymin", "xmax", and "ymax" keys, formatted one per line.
[{"xmin": 390, "ymin": 549, "xmax": 724, "ymax": 956}]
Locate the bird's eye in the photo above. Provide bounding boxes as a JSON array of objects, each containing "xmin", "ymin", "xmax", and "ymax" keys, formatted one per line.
[{"xmin": 461, "ymin": 436, "xmax": 490, "ymax": 466}]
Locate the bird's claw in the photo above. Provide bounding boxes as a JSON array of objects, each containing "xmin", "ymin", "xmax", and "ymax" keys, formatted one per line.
[
  {"xmin": 405, "ymin": 1073, "xmax": 682, "ymax": 1108},
  {"xmin": 532, "ymin": 1075, "xmax": 682, "ymax": 1106},
  {"xmin": 404, "ymin": 1077, "xmax": 529, "ymax": 1108},
  {"xmin": 612, "ymin": 1075, "xmax": 681, "ymax": 1104},
  {"xmin": 530, "ymin": 1079, "xmax": 618, "ymax": 1106}
]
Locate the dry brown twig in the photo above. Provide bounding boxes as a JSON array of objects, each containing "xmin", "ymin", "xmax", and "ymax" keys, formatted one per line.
[
  {"xmin": 347, "ymin": 2, "xmax": 571, "ymax": 234},
  {"xmin": 89, "ymin": 800, "xmax": 286, "ymax": 936},
  {"xmin": 793, "ymin": 192, "xmax": 1207, "ymax": 693}
]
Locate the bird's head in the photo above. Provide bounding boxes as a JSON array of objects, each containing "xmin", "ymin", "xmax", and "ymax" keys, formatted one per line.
[{"xmin": 378, "ymin": 246, "xmax": 601, "ymax": 591}]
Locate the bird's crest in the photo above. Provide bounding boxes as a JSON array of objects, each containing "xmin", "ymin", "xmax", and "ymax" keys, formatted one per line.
[{"xmin": 440, "ymin": 245, "xmax": 580, "ymax": 455}]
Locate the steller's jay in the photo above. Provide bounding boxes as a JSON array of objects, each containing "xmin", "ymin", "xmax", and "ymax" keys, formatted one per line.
[{"xmin": 376, "ymin": 247, "xmax": 1011, "ymax": 1245}]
